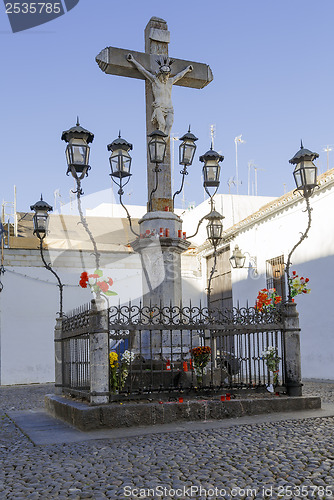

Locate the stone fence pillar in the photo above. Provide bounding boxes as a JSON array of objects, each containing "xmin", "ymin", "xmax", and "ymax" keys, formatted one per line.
[
  {"xmin": 283, "ymin": 301, "xmax": 302, "ymax": 396},
  {"xmin": 89, "ymin": 299, "xmax": 109, "ymax": 405},
  {"xmin": 54, "ymin": 317, "xmax": 63, "ymax": 396}
]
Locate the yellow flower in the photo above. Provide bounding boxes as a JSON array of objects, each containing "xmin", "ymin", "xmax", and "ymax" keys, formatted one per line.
[{"xmin": 109, "ymin": 351, "xmax": 118, "ymax": 368}]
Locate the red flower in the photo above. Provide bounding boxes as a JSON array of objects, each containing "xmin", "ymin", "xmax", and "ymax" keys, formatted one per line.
[
  {"xmin": 79, "ymin": 272, "xmax": 89, "ymax": 288},
  {"xmin": 108, "ymin": 278, "xmax": 114, "ymax": 286},
  {"xmin": 89, "ymin": 273, "xmax": 100, "ymax": 279},
  {"xmin": 97, "ymin": 281, "xmax": 109, "ymax": 292}
]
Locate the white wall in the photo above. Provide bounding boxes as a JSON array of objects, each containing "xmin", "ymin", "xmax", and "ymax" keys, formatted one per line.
[
  {"xmin": 226, "ymin": 184, "xmax": 334, "ymax": 379},
  {"xmin": 0, "ymin": 248, "xmax": 204, "ymax": 384}
]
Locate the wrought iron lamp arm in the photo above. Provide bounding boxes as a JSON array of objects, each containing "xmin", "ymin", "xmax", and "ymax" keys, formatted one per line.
[
  {"xmin": 172, "ymin": 167, "xmax": 188, "ymax": 209},
  {"xmin": 186, "ymin": 214, "xmax": 207, "ymax": 239},
  {"xmin": 118, "ymin": 187, "xmax": 140, "ymax": 237},
  {"xmin": 206, "ymin": 247, "xmax": 217, "ymax": 307},
  {"xmin": 75, "ymin": 178, "xmax": 101, "ymax": 270},
  {"xmin": 0, "ymin": 265, "xmax": 4, "ymax": 293},
  {"xmin": 285, "ymin": 195, "xmax": 312, "ymax": 301},
  {"xmin": 148, "ymin": 165, "xmax": 161, "ymax": 212},
  {"xmin": 187, "ymin": 195, "xmax": 216, "ymax": 240},
  {"xmin": 39, "ymin": 239, "xmax": 63, "ymax": 317}
]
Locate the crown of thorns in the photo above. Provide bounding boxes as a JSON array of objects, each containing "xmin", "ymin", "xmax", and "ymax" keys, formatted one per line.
[{"xmin": 156, "ymin": 56, "xmax": 174, "ymax": 68}]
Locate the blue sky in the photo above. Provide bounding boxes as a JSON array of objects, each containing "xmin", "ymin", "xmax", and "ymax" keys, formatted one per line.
[{"xmin": 1, "ymin": 0, "xmax": 334, "ymax": 213}]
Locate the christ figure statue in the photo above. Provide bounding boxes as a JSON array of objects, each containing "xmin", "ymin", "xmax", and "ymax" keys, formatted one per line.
[{"xmin": 127, "ymin": 54, "xmax": 193, "ymax": 137}]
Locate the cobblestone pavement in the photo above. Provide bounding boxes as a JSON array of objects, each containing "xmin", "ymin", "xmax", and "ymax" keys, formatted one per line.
[{"xmin": 0, "ymin": 381, "xmax": 334, "ymax": 500}]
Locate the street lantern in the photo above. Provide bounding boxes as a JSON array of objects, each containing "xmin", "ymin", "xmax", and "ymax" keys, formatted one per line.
[
  {"xmin": 229, "ymin": 245, "xmax": 246, "ymax": 269},
  {"xmin": 206, "ymin": 209, "xmax": 224, "ymax": 247},
  {"xmin": 148, "ymin": 129, "xmax": 167, "ymax": 164},
  {"xmin": 179, "ymin": 127, "xmax": 198, "ymax": 166},
  {"xmin": 200, "ymin": 145, "xmax": 224, "ymax": 191},
  {"xmin": 107, "ymin": 133, "xmax": 133, "ymax": 179},
  {"xmin": 61, "ymin": 119, "xmax": 94, "ymax": 180},
  {"xmin": 30, "ymin": 196, "xmax": 53, "ymax": 240},
  {"xmin": 289, "ymin": 141, "xmax": 319, "ymax": 198}
]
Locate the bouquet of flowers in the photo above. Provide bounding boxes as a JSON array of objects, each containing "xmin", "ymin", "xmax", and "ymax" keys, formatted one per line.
[
  {"xmin": 261, "ymin": 346, "xmax": 281, "ymax": 386},
  {"xmin": 109, "ymin": 350, "xmax": 135, "ymax": 393},
  {"xmin": 109, "ymin": 351, "xmax": 119, "ymax": 393},
  {"xmin": 289, "ymin": 271, "xmax": 311, "ymax": 298},
  {"xmin": 79, "ymin": 269, "xmax": 117, "ymax": 298},
  {"xmin": 256, "ymin": 288, "xmax": 282, "ymax": 312},
  {"xmin": 119, "ymin": 350, "xmax": 135, "ymax": 390},
  {"xmin": 190, "ymin": 346, "xmax": 211, "ymax": 384}
]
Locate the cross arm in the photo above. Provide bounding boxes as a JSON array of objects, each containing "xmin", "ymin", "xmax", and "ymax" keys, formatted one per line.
[{"xmin": 96, "ymin": 46, "xmax": 214, "ymax": 89}]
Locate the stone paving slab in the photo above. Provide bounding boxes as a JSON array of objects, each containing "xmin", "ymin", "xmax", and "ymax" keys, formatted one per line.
[{"xmin": 7, "ymin": 403, "xmax": 334, "ymax": 446}]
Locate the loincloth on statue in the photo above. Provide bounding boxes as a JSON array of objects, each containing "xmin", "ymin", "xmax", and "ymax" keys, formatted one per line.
[{"xmin": 152, "ymin": 103, "xmax": 173, "ymax": 114}]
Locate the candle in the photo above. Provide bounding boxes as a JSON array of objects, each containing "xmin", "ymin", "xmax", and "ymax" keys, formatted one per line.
[
  {"xmin": 166, "ymin": 360, "xmax": 171, "ymax": 371},
  {"xmin": 178, "ymin": 230, "xmax": 182, "ymax": 238},
  {"xmin": 183, "ymin": 361, "xmax": 188, "ymax": 372},
  {"xmin": 189, "ymin": 359, "xmax": 193, "ymax": 370},
  {"xmin": 183, "ymin": 232, "xmax": 186, "ymax": 239},
  {"xmin": 159, "ymin": 228, "xmax": 163, "ymax": 237},
  {"xmin": 165, "ymin": 228, "xmax": 170, "ymax": 237},
  {"xmin": 178, "ymin": 397, "xmax": 183, "ymax": 403},
  {"xmin": 220, "ymin": 395, "xmax": 225, "ymax": 401},
  {"xmin": 226, "ymin": 393, "xmax": 231, "ymax": 401}
]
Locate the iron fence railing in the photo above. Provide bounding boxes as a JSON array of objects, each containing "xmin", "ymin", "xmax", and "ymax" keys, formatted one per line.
[{"xmin": 59, "ymin": 303, "xmax": 287, "ymax": 401}]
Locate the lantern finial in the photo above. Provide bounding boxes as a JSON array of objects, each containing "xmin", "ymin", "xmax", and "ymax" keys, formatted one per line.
[
  {"xmin": 76, "ymin": 116, "xmax": 80, "ymax": 126},
  {"xmin": 301, "ymin": 139, "xmax": 304, "ymax": 149}
]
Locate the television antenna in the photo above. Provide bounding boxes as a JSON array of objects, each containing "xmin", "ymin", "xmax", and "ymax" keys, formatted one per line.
[
  {"xmin": 210, "ymin": 124, "xmax": 216, "ymax": 149},
  {"xmin": 234, "ymin": 135, "xmax": 245, "ymax": 195},
  {"xmin": 322, "ymin": 145, "xmax": 333, "ymax": 171}
]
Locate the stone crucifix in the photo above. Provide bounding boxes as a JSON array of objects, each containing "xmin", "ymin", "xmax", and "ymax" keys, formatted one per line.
[{"xmin": 96, "ymin": 17, "xmax": 213, "ymax": 212}]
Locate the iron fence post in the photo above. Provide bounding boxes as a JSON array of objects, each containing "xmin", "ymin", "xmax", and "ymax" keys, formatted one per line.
[
  {"xmin": 54, "ymin": 316, "xmax": 63, "ymax": 395},
  {"xmin": 89, "ymin": 298, "xmax": 109, "ymax": 404},
  {"xmin": 283, "ymin": 301, "xmax": 302, "ymax": 396}
]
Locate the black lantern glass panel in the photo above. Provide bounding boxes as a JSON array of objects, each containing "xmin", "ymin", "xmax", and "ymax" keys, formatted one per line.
[
  {"xmin": 293, "ymin": 160, "xmax": 317, "ymax": 193},
  {"xmin": 148, "ymin": 130, "xmax": 167, "ymax": 164},
  {"xmin": 179, "ymin": 129, "xmax": 198, "ymax": 166},
  {"xmin": 33, "ymin": 211, "xmax": 49, "ymax": 237},
  {"xmin": 109, "ymin": 148, "xmax": 132, "ymax": 178},
  {"xmin": 179, "ymin": 139, "xmax": 196, "ymax": 166},
  {"xmin": 200, "ymin": 147, "xmax": 224, "ymax": 190},
  {"xmin": 62, "ymin": 121, "xmax": 94, "ymax": 180},
  {"xmin": 229, "ymin": 245, "xmax": 246, "ymax": 268},
  {"xmin": 66, "ymin": 138, "xmax": 90, "ymax": 173},
  {"xmin": 203, "ymin": 162, "xmax": 221, "ymax": 187},
  {"xmin": 107, "ymin": 134, "xmax": 133, "ymax": 180}
]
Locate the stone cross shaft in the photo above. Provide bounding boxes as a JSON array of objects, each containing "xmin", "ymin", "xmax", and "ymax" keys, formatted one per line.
[{"xmin": 96, "ymin": 17, "xmax": 213, "ymax": 212}]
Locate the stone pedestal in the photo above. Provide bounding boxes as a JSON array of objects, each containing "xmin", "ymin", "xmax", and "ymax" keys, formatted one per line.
[
  {"xmin": 283, "ymin": 301, "xmax": 303, "ymax": 396},
  {"xmin": 132, "ymin": 211, "xmax": 190, "ymax": 359},
  {"xmin": 89, "ymin": 299, "xmax": 109, "ymax": 405},
  {"xmin": 132, "ymin": 211, "xmax": 190, "ymax": 306}
]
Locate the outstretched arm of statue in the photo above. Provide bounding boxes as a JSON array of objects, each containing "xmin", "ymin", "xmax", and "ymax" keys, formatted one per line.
[
  {"xmin": 171, "ymin": 65, "xmax": 193, "ymax": 84},
  {"xmin": 127, "ymin": 53, "xmax": 154, "ymax": 82}
]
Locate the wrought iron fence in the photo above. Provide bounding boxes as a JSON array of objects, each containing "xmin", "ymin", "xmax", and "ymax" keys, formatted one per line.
[
  {"xmin": 60, "ymin": 302, "xmax": 287, "ymax": 401},
  {"xmin": 107, "ymin": 304, "xmax": 285, "ymax": 400},
  {"xmin": 61, "ymin": 303, "xmax": 91, "ymax": 397}
]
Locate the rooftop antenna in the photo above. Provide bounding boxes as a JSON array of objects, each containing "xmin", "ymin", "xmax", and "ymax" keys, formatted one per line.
[
  {"xmin": 227, "ymin": 177, "xmax": 236, "ymax": 194},
  {"xmin": 248, "ymin": 160, "xmax": 255, "ymax": 196},
  {"xmin": 253, "ymin": 165, "xmax": 265, "ymax": 196},
  {"xmin": 210, "ymin": 124, "xmax": 216, "ymax": 150},
  {"xmin": 234, "ymin": 135, "xmax": 245, "ymax": 195},
  {"xmin": 322, "ymin": 145, "xmax": 333, "ymax": 171}
]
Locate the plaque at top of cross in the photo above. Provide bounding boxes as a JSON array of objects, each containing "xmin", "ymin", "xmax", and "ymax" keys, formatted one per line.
[{"xmin": 96, "ymin": 17, "xmax": 213, "ymax": 212}]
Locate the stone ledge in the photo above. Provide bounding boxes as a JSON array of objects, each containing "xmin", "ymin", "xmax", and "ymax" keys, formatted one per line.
[{"xmin": 45, "ymin": 394, "xmax": 321, "ymax": 432}]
